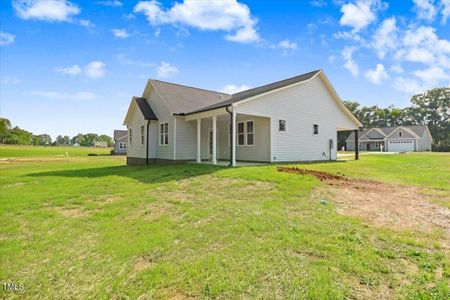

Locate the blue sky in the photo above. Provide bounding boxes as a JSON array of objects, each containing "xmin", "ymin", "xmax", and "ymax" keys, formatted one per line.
[{"xmin": 1, "ymin": 0, "xmax": 449, "ymax": 138}]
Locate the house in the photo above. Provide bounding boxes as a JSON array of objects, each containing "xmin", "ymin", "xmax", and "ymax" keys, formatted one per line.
[
  {"xmin": 345, "ymin": 125, "xmax": 432, "ymax": 152},
  {"xmin": 113, "ymin": 130, "xmax": 128, "ymax": 154},
  {"xmin": 123, "ymin": 70, "xmax": 362, "ymax": 166},
  {"xmin": 94, "ymin": 141, "xmax": 108, "ymax": 148}
]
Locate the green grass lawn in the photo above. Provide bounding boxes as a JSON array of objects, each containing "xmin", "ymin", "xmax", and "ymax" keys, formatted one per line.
[
  {"xmin": 0, "ymin": 144, "xmax": 111, "ymax": 158},
  {"xmin": 0, "ymin": 146, "xmax": 449, "ymax": 299}
]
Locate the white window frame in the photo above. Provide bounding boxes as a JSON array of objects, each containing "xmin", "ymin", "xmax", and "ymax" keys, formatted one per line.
[
  {"xmin": 119, "ymin": 142, "xmax": 127, "ymax": 149},
  {"xmin": 237, "ymin": 121, "xmax": 245, "ymax": 146},
  {"xmin": 140, "ymin": 125, "xmax": 145, "ymax": 146},
  {"xmin": 236, "ymin": 120, "xmax": 255, "ymax": 146},
  {"xmin": 129, "ymin": 128, "xmax": 133, "ymax": 145},
  {"xmin": 278, "ymin": 119, "xmax": 286, "ymax": 132},
  {"xmin": 159, "ymin": 122, "xmax": 169, "ymax": 146}
]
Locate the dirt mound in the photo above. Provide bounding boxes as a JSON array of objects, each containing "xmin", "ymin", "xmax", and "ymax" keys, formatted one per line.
[
  {"xmin": 280, "ymin": 167, "xmax": 450, "ymax": 236},
  {"xmin": 278, "ymin": 166, "xmax": 347, "ymax": 181}
]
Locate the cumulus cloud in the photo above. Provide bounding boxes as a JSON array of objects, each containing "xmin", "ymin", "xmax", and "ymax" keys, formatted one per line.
[
  {"xmin": 133, "ymin": 0, "xmax": 260, "ymax": 43},
  {"xmin": 0, "ymin": 32, "xmax": 15, "ymax": 46},
  {"xmin": 339, "ymin": 0, "xmax": 386, "ymax": 31},
  {"xmin": 156, "ymin": 61, "xmax": 179, "ymax": 78},
  {"xmin": 84, "ymin": 61, "xmax": 106, "ymax": 78},
  {"xmin": 372, "ymin": 17, "xmax": 398, "ymax": 59},
  {"xmin": 13, "ymin": 0, "xmax": 80, "ymax": 22},
  {"xmin": 393, "ymin": 77, "xmax": 424, "ymax": 94},
  {"xmin": 342, "ymin": 46, "xmax": 359, "ymax": 77},
  {"xmin": 310, "ymin": 0, "xmax": 327, "ymax": 7},
  {"xmin": 278, "ymin": 39, "xmax": 298, "ymax": 50},
  {"xmin": 220, "ymin": 84, "xmax": 251, "ymax": 94},
  {"xmin": 442, "ymin": 0, "xmax": 450, "ymax": 24},
  {"xmin": 112, "ymin": 28, "xmax": 131, "ymax": 38},
  {"xmin": 96, "ymin": 0, "xmax": 122, "ymax": 6},
  {"xmin": 414, "ymin": 66, "xmax": 450, "ymax": 85},
  {"xmin": 0, "ymin": 76, "xmax": 21, "ymax": 84},
  {"xmin": 365, "ymin": 64, "xmax": 389, "ymax": 84},
  {"xmin": 30, "ymin": 91, "xmax": 96, "ymax": 101},
  {"xmin": 79, "ymin": 19, "xmax": 95, "ymax": 29},
  {"xmin": 54, "ymin": 65, "xmax": 82, "ymax": 76},
  {"xmin": 54, "ymin": 61, "xmax": 106, "ymax": 78},
  {"xmin": 413, "ymin": 0, "xmax": 437, "ymax": 21}
]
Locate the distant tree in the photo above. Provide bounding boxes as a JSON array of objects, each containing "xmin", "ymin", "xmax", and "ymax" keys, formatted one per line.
[
  {"xmin": 71, "ymin": 133, "xmax": 84, "ymax": 145},
  {"xmin": 63, "ymin": 135, "xmax": 71, "ymax": 145},
  {"xmin": 55, "ymin": 135, "xmax": 65, "ymax": 145},
  {"xmin": 97, "ymin": 134, "xmax": 113, "ymax": 147},
  {"xmin": 81, "ymin": 133, "xmax": 98, "ymax": 146},
  {"xmin": 7, "ymin": 127, "xmax": 33, "ymax": 145},
  {"xmin": 0, "ymin": 118, "xmax": 12, "ymax": 143}
]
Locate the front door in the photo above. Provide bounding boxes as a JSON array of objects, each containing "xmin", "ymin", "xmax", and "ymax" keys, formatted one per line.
[{"xmin": 366, "ymin": 143, "xmax": 370, "ymax": 151}]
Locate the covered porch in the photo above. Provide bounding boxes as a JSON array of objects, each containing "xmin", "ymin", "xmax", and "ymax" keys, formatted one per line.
[{"xmin": 183, "ymin": 106, "xmax": 271, "ymax": 166}]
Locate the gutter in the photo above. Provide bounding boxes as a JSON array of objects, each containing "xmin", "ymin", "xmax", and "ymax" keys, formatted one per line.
[
  {"xmin": 146, "ymin": 119, "xmax": 150, "ymax": 165},
  {"xmin": 225, "ymin": 106, "xmax": 233, "ymax": 167}
]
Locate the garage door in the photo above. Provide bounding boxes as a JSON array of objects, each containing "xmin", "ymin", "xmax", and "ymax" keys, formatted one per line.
[{"xmin": 388, "ymin": 140, "xmax": 414, "ymax": 152}]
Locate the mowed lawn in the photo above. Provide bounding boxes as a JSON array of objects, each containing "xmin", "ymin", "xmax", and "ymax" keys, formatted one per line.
[{"xmin": 0, "ymin": 146, "xmax": 449, "ymax": 299}]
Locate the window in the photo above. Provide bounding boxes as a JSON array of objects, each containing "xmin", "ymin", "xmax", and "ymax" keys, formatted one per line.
[
  {"xmin": 160, "ymin": 122, "xmax": 169, "ymax": 145},
  {"xmin": 129, "ymin": 128, "xmax": 132, "ymax": 145},
  {"xmin": 279, "ymin": 120, "xmax": 286, "ymax": 132},
  {"xmin": 119, "ymin": 142, "xmax": 127, "ymax": 149},
  {"xmin": 237, "ymin": 122, "xmax": 245, "ymax": 146},
  {"xmin": 141, "ymin": 125, "xmax": 145, "ymax": 145},
  {"xmin": 313, "ymin": 124, "xmax": 319, "ymax": 135},
  {"xmin": 398, "ymin": 131, "xmax": 402, "ymax": 137},
  {"xmin": 246, "ymin": 121, "xmax": 254, "ymax": 145}
]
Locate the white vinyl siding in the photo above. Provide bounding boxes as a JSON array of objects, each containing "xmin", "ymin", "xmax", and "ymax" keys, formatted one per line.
[{"xmin": 235, "ymin": 76, "xmax": 356, "ymax": 162}]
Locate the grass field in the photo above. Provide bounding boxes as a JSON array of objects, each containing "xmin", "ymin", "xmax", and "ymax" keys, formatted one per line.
[{"xmin": 0, "ymin": 145, "xmax": 449, "ymax": 299}]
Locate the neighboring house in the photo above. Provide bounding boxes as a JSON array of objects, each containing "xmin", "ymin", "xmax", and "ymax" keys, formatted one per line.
[
  {"xmin": 113, "ymin": 130, "xmax": 128, "ymax": 154},
  {"xmin": 345, "ymin": 125, "xmax": 432, "ymax": 152},
  {"xmin": 94, "ymin": 141, "xmax": 108, "ymax": 148},
  {"xmin": 123, "ymin": 70, "xmax": 362, "ymax": 165}
]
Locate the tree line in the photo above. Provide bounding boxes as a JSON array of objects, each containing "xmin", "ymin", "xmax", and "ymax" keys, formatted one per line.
[
  {"xmin": 0, "ymin": 118, "xmax": 114, "ymax": 147},
  {"xmin": 339, "ymin": 87, "xmax": 449, "ymax": 152}
]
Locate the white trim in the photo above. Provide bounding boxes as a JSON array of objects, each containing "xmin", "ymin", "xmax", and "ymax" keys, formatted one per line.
[
  {"xmin": 173, "ymin": 117, "xmax": 177, "ymax": 160},
  {"xmin": 385, "ymin": 126, "xmax": 420, "ymax": 139},
  {"xmin": 236, "ymin": 120, "xmax": 255, "ymax": 147},
  {"xmin": 212, "ymin": 115, "xmax": 217, "ymax": 165},
  {"xmin": 246, "ymin": 120, "xmax": 255, "ymax": 146},
  {"xmin": 196, "ymin": 119, "xmax": 201, "ymax": 163},
  {"xmin": 237, "ymin": 121, "xmax": 245, "ymax": 146}
]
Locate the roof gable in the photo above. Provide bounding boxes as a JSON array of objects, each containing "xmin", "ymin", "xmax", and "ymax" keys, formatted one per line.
[
  {"xmin": 113, "ymin": 130, "xmax": 127, "ymax": 140},
  {"xmin": 123, "ymin": 97, "xmax": 158, "ymax": 125}
]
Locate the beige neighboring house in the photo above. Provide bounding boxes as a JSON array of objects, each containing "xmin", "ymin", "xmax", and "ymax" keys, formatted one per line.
[
  {"xmin": 123, "ymin": 70, "xmax": 362, "ymax": 165},
  {"xmin": 94, "ymin": 141, "xmax": 108, "ymax": 148},
  {"xmin": 113, "ymin": 130, "xmax": 128, "ymax": 154},
  {"xmin": 345, "ymin": 125, "xmax": 432, "ymax": 152}
]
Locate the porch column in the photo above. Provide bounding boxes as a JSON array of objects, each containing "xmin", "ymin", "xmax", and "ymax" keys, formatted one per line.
[
  {"xmin": 197, "ymin": 119, "xmax": 201, "ymax": 163},
  {"xmin": 212, "ymin": 115, "xmax": 217, "ymax": 165},
  {"xmin": 354, "ymin": 129, "xmax": 359, "ymax": 160},
  {"xmin": 231, "ymin": 110, "xmax": 236, "ymax": 166}
]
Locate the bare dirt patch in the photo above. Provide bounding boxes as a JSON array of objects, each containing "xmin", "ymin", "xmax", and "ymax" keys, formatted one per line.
[
  {"xmin": 279, "ymin": 167, "xmax": 450, "ymax": 235},
  {"xmin": 53, "ymin": 206, "xmax": 90, "ymax": 218}
]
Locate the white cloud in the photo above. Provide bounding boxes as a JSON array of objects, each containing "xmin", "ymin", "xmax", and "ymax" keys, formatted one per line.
[
  {"xmin": 413, "ymin": 0, "xmax": 437, "ymax": 21},
  {"xmin": 112, "ymin": 28, "xmax": 131, "ymax": 38},
  {"xmin": 0, "ymin": 76, "xmax": 21, "ymax": 84},
  {"xmin": 30, "ymin": 91, "xmax": 96, "ymax": 101},
  {"xmin": 393, "ymin": 77, "xmax": 424, "ymax": 94},
  {"xmin": 441, "ymin": 0, "xmax": 450, "ymax": 24},
  {"xmin": 156, "ymin": 61, "xmax": 179, "ymax": 78},
  {"xmin": 0, "ymin": 32, "xmax": 15, "ymax": 46},
  {"xmin": 390, "ymin": 64, "xmax": 404, "ymax": 74},
  {"xmin": 117, "ymin": 54, "xmax": 154, "ymax": 67},
  {"xmin": 96, "ymin": 0, "xmax": 122, "ymax": 6},
  {"xmin": 278, "ymin": 39, "xmax": 297, "ymax": 50},
  {"xmin": 372, "ymin": 17, "xmax": 398, "ymax": 59},
  {"xmin": 79, "ymin": 19, "xmax": 95, "ymax": 29},
  {"xmin": 365, "ymin": 63, "xmax": 389, "ymax": 84},
  {"xmin": 84, "ymin": 61, "xmax": 106, "ymax": 78},
  {"xmin": 220, "ymin": 84, "xmax": 251, "ymax": 94},
  {"xmin": 342, "ymin": 46, "xmax": 359, "ymax": 77},
  {"xmin": 339, "ymin": 0, "xmax": 386, "ymax": 31},
  {"xmin": 13, "ymin": 0, "xmax": 80, "ymax": 22},
  {"xmin": 134, "ymin": 0, "xmax": 260, "ymax": 43},
  {"xmin": 310, "ymin": 0, "xmax": 327, "ymax": 7},
  {"xmin": 413, "ymin": 66, "xmax": 450, "ymax": 85},
  {"xmin": 54, "ymin": 65, "xmax": 82, "ymax": 76},
  {"xmin": 54, "ymin": 61, "xmax": 105, "ymax": 78}
]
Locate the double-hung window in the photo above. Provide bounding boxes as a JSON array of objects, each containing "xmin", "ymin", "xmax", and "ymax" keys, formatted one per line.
[
  {"xmin": 160, "ymin": 122, "xmax": 168, "ymax": 145},
  {"xmin": 279, "ymin": 120, "xmax": 286, "ymax": 132},
  {"xmin": 140, "ymin": 125, "xmax": 145, "ymax": 145},
  {"xmin": 246, "ymin": 121, "xmax": 254, "ymax": 145},
  {"xmin": 129, "ymin": 128, "xmax": 133, "ymax": 145},
  {"xmin": 237, "ymin": 122, "xmax": 245, "ymax": 146},
  {"xmin": 313, "ymin": 124, "xmax": 319, "ymax": 135}
]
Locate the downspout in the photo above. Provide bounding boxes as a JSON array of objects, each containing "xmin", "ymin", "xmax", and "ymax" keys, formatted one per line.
[
  {"xmin": 225, "ymin": 106, "xmax": 233, "ymax": 167},
  {"xmin": 146, "ymin": 119, "xmax": 150, "ymax": 165}
]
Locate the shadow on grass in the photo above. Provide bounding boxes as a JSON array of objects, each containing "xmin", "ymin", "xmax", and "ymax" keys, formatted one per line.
[{"xmin": 27, "ymin": 163, "xmax": 224, "ymax": 184}]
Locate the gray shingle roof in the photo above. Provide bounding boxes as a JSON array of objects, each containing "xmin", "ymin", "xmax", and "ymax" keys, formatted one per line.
[
  {"xmin": 134, "ymin": 97, "xmax": 158, "ymax": 120},
  {"xmin": 150, "ymin": 80, "xmax": 231, "ymax": 114},
  {"xmin": 113, "ymin": 130, "xmax": 127, "ymax": 141},
  {"xmin": 182, "ymin": 70, "xmax": 321, "ymax": 115},
  {"xmin": 346, "ymin": 125, "xmax": 429, "ymax": 141}
]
